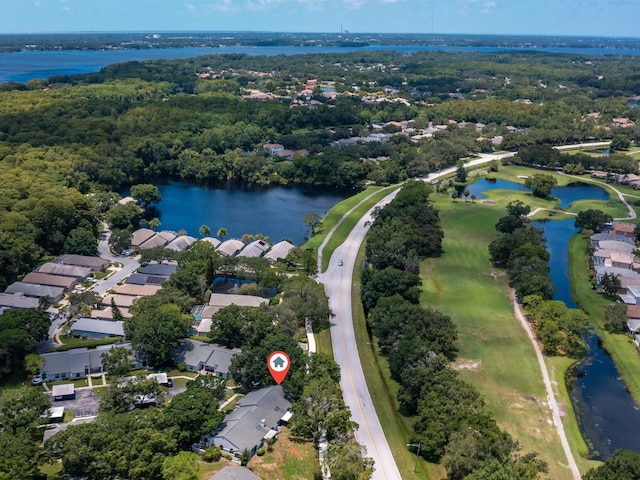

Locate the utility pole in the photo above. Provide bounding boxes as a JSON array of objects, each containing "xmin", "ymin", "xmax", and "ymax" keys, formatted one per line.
[{"xmin": 407, "ymin": 443, "xmax": 421, "ymax": 473}]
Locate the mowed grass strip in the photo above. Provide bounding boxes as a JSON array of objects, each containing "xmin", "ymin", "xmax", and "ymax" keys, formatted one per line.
[
  {"xmin": 351, "ymin": 245, "xmax": 445, "ymax": 480},
  {"xmin": 422, "ymin": 192, "xmax": 577, "ymax": 480}
]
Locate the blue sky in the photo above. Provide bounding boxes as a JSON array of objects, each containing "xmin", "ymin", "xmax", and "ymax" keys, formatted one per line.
[{"xmin": 0, "ymin": 0, "xmax": 638, "ymax": 37}]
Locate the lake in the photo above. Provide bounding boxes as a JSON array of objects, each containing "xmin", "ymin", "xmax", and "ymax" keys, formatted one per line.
[
  {"xmin": 3, "ymin": 43, "xmax": 640, "ymax": 83},
  {"xmin": 128, "ymin": 180, "xmax": 353, "ymax": 246},
  {"xmin": 468, "ymin": 177, "xmax": 640, "ymax": 460}
]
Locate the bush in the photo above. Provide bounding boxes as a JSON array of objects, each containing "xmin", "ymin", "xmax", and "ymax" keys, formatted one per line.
[
  {"xmin": 256, "ymin": 446, "xmax": 266, "ymax": 456},
  {"xmin": 222, "ymin": 452, "xmax": 233, "ymax": 460},
  {"xmin": 177, "ymin": 362, "xmax": 187, "ymax": 372},
  {"xmin": 202, "ymin": 446, "xmax": 222, "ymax": 462}
]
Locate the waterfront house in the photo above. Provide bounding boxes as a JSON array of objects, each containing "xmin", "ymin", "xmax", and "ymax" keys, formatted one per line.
[
  {"xmin": 130, "ymin": 228, "xmax": 156, "ymax": 247},
  {"xmin": 237, "ymin": 240, "xmax": 270, "ymax": 258},
  {"xmin": 264, "ymin": 240, "xmax": 295, "ymax": 264},
  {"xmin": 166, "ymin": 235, "xmax": 196, "ymax": 251},
  {"xmin": 217, "ymin": 239, "xmax": 245, "ymax": 257},
  {"xmin": 590, "ymin": 233, "xmax": 635, "ymax": 248}
]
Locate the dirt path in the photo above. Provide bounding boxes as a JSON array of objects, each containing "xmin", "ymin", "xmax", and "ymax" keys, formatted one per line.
[{"xmin": 511, "ymin": 290, "xmax": 582, "ymax": 480}]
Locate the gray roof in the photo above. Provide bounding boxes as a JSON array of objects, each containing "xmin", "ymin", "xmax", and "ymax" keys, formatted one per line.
[
  {"xmin": 216, "ymin": 239, "xmax": 245, "ymax": 257},
  {"xmin": 209, "ymin": 293, "xmax": 268, "ymax": 308},
  {"xmin": 628, "ymin": 319, "xmax": 640, "ymax": 332},
  {"xmin": 38, "ymin": 263, "xmax": 92, "ymax": 279},
  {"xmin": 56, "ymin": 254, "xmax": 110, "ymax": 270},
  {"xmin": 41, "ymin": 343, "xmax": 132, "ymax": 378},
  {"xmin": 591, "ymin": 233, "xmax": 635, "ymax": 246},
  {"xmin": 138, "ymin": 263, "xmax": 178, "ymax": 276},
  {"xmin": 264, "ymin": 241, "xmax": 295, "ymax": 263},
  {"xmin": 111, "ymin": 284, "xmax": 162, "ymax": 296},
  {"xmin": 597, "ymin": 240, "xmax": 635, "ymax": 254},
  {"xmin": 5, "ymin": 282, "xmax": 65, "ymax": 301},
  {"xmin": 596, "ymin": 266, "xmax": 640, "ymax": 280},
  {"xmin": 52, "ymin": 384, "xmax": 75, "ymax": 397},
  {"xmin": 174, "ymin": 339, "xmax": 240, "ymax": 375},
  {"xmin": 209, "ymin": 467, "xmax": 261, "ymax": 480},
  {"xmin": 101, "ymin": 294, "xmax": 139, "ymax": 308},
  {"xmin": 237, "ymin": 240, "xmax": 270, "ymax": 258},
  {"xmin": 139, "ymin": 234, "xmax": 170, "ymax": 250},
  {"xmin": 125, "ymin": 273, "xmax": 167, "ymax": 285},
  {"xmin": 0, "ymin": 292, "xmax": 39, "ymax": 309},
  {"xmin": 165, "ymin": 235, "xmax": 196, "ymax": 251},
  {"xmin": 70, "ymin": 318, "xmax": 125, "ymax": 337},
  {"xmin": 211, "ymin": 385, "xmax": 291, "ymax": 453}
]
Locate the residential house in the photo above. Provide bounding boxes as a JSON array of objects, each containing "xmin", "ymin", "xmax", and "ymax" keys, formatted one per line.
[
  {"xmin": 0, "ymin": 292, "xmax": 39, "ymax": 310},
  {"xmin": 166, "ymin": 235, "xmax": 196, "ymax": 252},
  {"xmin": 101, "ymin": 294, "xmax": 140, "ymax": 309},
  {"xmin": 56, "ymin": 254, "xmax": 110, "ymax": 271},
  {"xmin": 38, "ymin": 263, "xmax": 92, "ymax": 280},
  {"xmin": 125, "ymin": 273, "xmax": 168, "ymax": 286},
  {"xmin": 173, "ymin": 339, "xmax": 240, "ymax": 377},
  {"xmin": 209, "ymin": 293, "xmax": 268, "ymax": 309},
  {"xmin": 138, "ymin": 263, "xmax": 178, "ymax": 276},
  {"xmin": 130, "ymin": 228, "xmax": 156, "ymax": 247},
  {"xmin": 590, "ymin": 233, "xmax": 634, "ymax": 248},
  {"xmin": 5, "ymin": 283, "xmax": 65, "ymax": 302},
  {"xmin": 237, "ymin": 240, "xmax": 270, "ymax": 258},
  {"xmin": 70, "ymin": 318, "xmax": 125, "ymax": 339},
  {"xmin": 596, "ymin": 240, "xmax": 636, "ymax": 254},
  {"xmin": 595, "ymin": 266, "xmax": 640, "ymax": 290},
  {"xmin": 208, "ymin": 467, "xmax": 261, "ymax": 480},
  {"xmin": 263, "ymin": 143, "xmax": 285, "ymax": 155},
  {"xmin": 604, "ymin": 222, "xmax": 636, "ymax": 240},
  {"xmin": 264, "ymin": 240, "xmax": 295, "ymax": 264},
  {"xmin": 22, "ymin": 272, "xmax": 76, "ymax": 291},
  {"xmin": 91, "ymin": 306, "xmax": 132, "ymax": 320},
  {"xmin": 201, "ymin": 237, "xmax": 222, "ymax": 249},
  {"xmin": 217, "ymin": 239, "xmax": 245, "ymax": 257},
  {"xmin": 40, "ymin": 343, "xmax": 137, "ymax": 380},
  {"xmin": 202, "ymin": 385, "xmax": 292, "ymax": 460},
  {"xmin": 139, "ymin": 230, "xmax": 177, "ymax": 250},
  {"xmin": 112, "ymin": 284, "xmax": 162, "ymax": 297}
]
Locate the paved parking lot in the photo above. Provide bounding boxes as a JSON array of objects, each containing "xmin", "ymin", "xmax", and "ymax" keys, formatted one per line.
[{"xmin": 51, "ymin": 389, "xmax": 101, "ymax": 418}]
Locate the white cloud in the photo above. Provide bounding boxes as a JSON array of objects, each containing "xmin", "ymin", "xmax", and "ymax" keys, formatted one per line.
[
  {"xmin": 343, "ymin": 0, "xmax": 365, "ymax": 9},
  {"xmin": 482, "ymin": 0, "xmax": 496, "ymax": 13},
  {"xmin": 185, "ymin": 3, "xmax": 197, "ymax": 10},
  {"xmin": 34, "ymin": 1, "xmax": 41, "ymax": 7}
]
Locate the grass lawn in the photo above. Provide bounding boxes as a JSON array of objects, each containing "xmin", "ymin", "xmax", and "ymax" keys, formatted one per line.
[
  {"xmin": 419, "ymin": 190, "xmax": 580, "ymax": 479},
  {"xmin": 245, "ymin": 429, "xmax": 319, "ymax": 480},
  {"xmin": 352, "ymin": 245, "xmax": 445, "ymax": 480},
  {"xmin": 569, "ymin": 234, "xmax": 640, "ymax": 402}
]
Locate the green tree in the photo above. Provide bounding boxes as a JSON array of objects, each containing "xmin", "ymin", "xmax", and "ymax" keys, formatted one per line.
[
  {"xmin": 600, "ymin": 272, "xmax": 622, "ymax": 296},
  {"xmin": 584, "ymin": 450, "xmax": 640, "ymax": 480},
  {"xmin": 63, "ymin": 226, "xmax": 98, "ymax": 256},
  {"xmin": 325, "ymin": 441, "xmax": 374, "ymax": 480},
  {"xmin": 0, "ymin": 432, "xmax": 42, "ymax": 480},
  {"xmin": 217, "ymin": 227, "xmax": 228, "ymax": 240},
  {"xmin": 162, "ymin": 451, "xmax": 199, "ymax": 480},
  {"xmin": 125, "ymin": 303, "xmax": 191, "ymax": 367},
  {"xmin": 199, "ymin": 224, "xmax": 211, "ymax": 237},
  {"xmin": 130, "ymin": 183, "xmax": 162, "ymax": 208},
  {"xmin": 303, "ymin": 213, "xmax": 321, "ymax": 237},
  {"xmin": 605, "ymin": 302, "xmax": 629, "ymax": 333},
  {"xmin": 101, "ymin": 346, "xmax": 132, "ymax": 377},
  {"xmin": 148, "ymin": 217, "xmax": 161, "ymax": 231},
  {"xmin": 455, "ymin": 160, "xmax": 467, "ymax": 183},
  {"xmin": 524, "ymin": 174, "xmax": 557, "ymax": 198},
  {"xmin": 506, "ymin": 200, "xmax": 531, "ymax": 217},
  {"xmin": 24, "ymin": 353, "xmax": 43, "ymax": 376},
  {"xmin": 610, "ymin": 134, "xmax": 631, "ymax": 152},
  {"xmin": 0, "ymin": 386, "xmax": 51, "ymax": 435},
  {"xmin": 575, "ymin": 209, "xmax": 613, "ymax": 233}
]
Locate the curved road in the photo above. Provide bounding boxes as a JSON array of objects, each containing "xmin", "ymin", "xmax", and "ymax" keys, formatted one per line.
[{"xmin": 318, "ymin": 190, "xmax": 401, "ymax": 480}]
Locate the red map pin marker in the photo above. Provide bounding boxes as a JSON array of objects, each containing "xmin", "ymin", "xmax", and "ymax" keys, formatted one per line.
[{"xmin": 267, "ymin": 351, "xmax": 290, "ymax": 384}]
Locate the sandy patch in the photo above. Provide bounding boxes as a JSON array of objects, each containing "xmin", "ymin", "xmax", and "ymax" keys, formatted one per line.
[
  {"xmin": 452, "ymin": 359, "xmax": 482, "ymax": 371},
  {"xmin": 481, "ymin": 200, "xmax": 497, "ymax": 204}
]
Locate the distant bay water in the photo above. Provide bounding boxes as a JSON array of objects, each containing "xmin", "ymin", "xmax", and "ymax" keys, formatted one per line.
[{"xmin": 2, "ymin": 43, "xmax": 640, "ymax": 84}]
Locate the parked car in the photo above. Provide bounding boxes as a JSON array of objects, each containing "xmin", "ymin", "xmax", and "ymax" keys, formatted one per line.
[
  {"xmin": 31, "ymin": 374, "xmax": 44, "ymax": 385},
  {"xmin": 338, "ymin": 259, "xmax": 344, "ymax": 266}
]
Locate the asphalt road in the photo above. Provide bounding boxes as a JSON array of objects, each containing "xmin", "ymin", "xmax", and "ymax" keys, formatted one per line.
[
  {"xmin": 93, "ymin": 225, "xmax": 140, "ymax": 296},
  {"xmin": 318, "ymin": 189, "xmax": 401, "ymax": 480}
]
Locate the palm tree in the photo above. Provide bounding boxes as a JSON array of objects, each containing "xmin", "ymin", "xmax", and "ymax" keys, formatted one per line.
[
  {"xmin": 463, "ymin": 188, "xmax": 470, "ymax": 202},
  {"xmin": 217, "ymin": 227, "xmax": 228, "ymax": 240},
  {"xmin": 199, "ymin": 224, "xmax": 211, "ymax": 237},
  {"xmin": 148, "ymin": 217, "xmax": 161, "ymax": 231},
  {"xmin": 471, "ymin": 194, "xmax": 477, "ymax": 203}
]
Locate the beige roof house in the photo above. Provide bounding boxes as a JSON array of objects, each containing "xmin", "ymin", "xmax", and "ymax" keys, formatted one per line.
[
  {"xmin": 131, "ymin": 228, "xmax": 156, "ymax": 247},
  {"xmin": 216, "ymin": 239, "xmax": 245, "ymax": 257},
  {"xmin": 57, "ymin": 254, "xmax": 110, "ymax": 271},
  {"xmin": 200, "ymin": 237, "xmax": 221, "ymax": 248},
  {"xmin": 38, "ymin": 263, "xmax": 92, "ymax": 279},
  {"xmin": 22, "ymin": 272, "xmax": 76, "ymax": 291},
  {"xmin": 101, "ymin": 294, "xmax": 140, "ymax": 308},
  {"xmin": 264, "ymin": 240, "xmax": 295, "ymax": 264},
  {"xmin": 237, "ymin": 240, "xmax": 270, "ymax": 258},
  {"xmin": 111, "ymin": 284, "xmax": 162, "ymax": 297},
  {"xmin": 208, "ymin": 293, "xmax": 268, "ymax": 308}
]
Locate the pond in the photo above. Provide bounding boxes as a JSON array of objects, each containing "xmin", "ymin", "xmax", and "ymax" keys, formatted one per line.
[
  {"xmin": 466, "ymin": 176, "xmax": 640, "ymax": 460},
  {"xmin": 129, "ymin": 179, "xmax": 353, "ymax": 246},
  {"xmin": 459, "ymin": 178, "xmax": 610, "ymax": 208}
]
